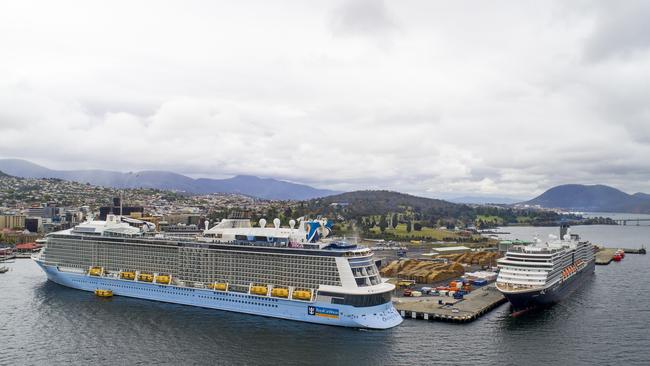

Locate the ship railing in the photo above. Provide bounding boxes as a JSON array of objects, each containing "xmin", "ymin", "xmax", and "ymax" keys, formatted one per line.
[
  {"xmin": 508, "ymin": 247, "xmax": 562, "ymax": 254},
  {"xmin": 496, "ymin": 282, "xmax": 543, "ymax": 291}
]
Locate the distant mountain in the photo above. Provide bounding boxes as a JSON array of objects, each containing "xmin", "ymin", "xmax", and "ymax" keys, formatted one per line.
[
  {"xmin": 524, "ymin": 184, "xmax": 650, "ymax": 214},
  {"xmin": 449, "ymin": 196, "xmax": 524, "ymax": 205},
  {"xmin": 0, "ymin": 159, "xmax": 339, "ymax": 200},
  {"xmin": 0, "ymin": 170, "xmax": 10, "ymax": 178}
]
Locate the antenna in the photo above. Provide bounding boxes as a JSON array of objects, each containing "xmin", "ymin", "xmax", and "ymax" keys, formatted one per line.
[{"xmin": 120, "ymin": 191, "xmax": 123, "ymax": 217}]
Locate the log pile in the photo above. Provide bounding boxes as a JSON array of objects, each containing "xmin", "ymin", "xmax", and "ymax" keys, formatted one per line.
[
  {"xmin": 437, "ymin": 251, "xmax": 498, "ymax": 266},
  {"xmin": 380, "ymin": 259, "xmax": 465, "ymax": 284}
]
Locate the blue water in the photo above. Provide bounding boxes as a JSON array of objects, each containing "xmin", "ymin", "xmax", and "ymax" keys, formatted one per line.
[{"xmin": 1, "ymin": 225, "xmax": 649, "ymax": 365}]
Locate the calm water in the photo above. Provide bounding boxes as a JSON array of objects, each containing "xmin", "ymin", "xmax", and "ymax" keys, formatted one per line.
[
  {"xmin": 1, "ymin": 225, "xmax": 649, "ymax": 366},
  {"xmin": 583, "ymin": 212, "xmax": 650, "ymax": 221}
]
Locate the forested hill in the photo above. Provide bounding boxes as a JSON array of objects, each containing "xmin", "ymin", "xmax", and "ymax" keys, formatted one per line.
[
  {"xmin": 304, "ymin": 190, "xmax": 473, "ymax": 221},
  {"xmin": 301, "ymin": 190, "xmax": 613, "ymax": 228}
]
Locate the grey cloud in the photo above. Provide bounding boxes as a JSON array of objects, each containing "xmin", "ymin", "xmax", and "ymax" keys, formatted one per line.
[
  {"xmin": 329, "ymin": 0, "xmax": 398, "ymax": 37},
  {"xmin": 583, "ymin": 1, "xmax": 650, "ymax": 61},
  {"xmin": 1, "ymin": 1, "xmax": 650, "ymax": 200}
]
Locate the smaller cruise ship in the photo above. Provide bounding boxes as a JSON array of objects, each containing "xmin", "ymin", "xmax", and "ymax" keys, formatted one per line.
[{"xmin": 496, "ymin": 226, "xmax": 595, "ymax": 311}]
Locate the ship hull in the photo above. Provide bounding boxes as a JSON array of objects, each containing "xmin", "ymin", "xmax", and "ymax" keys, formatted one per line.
[
  {"xmin": 35, "ymin": 260, "xmax": 402, "ymax": 329},
  {"xmin": 501, "ymin": 260, "xmax": 595, "ymax": 310}
]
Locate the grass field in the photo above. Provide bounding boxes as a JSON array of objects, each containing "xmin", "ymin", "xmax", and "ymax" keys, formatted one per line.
[{"xmin": 516, "ymin": 216, "xmax": 534, "ymax": 224}]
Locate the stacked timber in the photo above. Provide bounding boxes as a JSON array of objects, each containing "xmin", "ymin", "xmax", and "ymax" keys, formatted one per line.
[
  {"xmin": 437, "ymin": 252, "xmax": 498, "ymax": 266},
  {"xmin": 380, "ymin": 259, "xmax": 465, "ymax": 284}
]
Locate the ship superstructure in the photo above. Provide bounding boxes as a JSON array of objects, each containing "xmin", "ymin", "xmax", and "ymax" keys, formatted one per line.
[
  {"xmin": 496, "ymin": 227, "xmax": 595, "ymax": 310},
  {"xmin": 32, "ymin": 215, "xmax": 402, "ymax": 329}
]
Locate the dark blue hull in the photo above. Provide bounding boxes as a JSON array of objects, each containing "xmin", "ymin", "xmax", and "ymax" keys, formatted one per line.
[{"xmin": 503, "ymin": 260, "xmax": 595, "ymax": 310}]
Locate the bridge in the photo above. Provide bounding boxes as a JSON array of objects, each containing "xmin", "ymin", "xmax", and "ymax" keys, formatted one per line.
[{"xmin": 614, "ymin": 218, "xmax": 650, "ymax": 226}]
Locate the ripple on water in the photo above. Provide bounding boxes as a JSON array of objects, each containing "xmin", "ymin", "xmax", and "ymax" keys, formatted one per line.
[{"xmin": 2, "ymin": 226, "xmax": 650, "ymax": 366}]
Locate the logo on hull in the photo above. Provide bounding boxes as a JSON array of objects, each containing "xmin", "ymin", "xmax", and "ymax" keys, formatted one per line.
[{"xmin": 307, "ymin": 306, "xmax": 339, "ymax": 319}]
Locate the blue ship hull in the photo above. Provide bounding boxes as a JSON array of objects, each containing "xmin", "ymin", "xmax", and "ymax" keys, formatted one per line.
[
  {"xmin": 35, "ymin": 260, "xmax": 403, "ymax": 329},
  {"xmin": 502, "ymin": 260, "xmax": 595, "ymax": 310}
]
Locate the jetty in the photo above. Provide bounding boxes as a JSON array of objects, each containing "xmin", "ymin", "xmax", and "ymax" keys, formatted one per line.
[
  {"xmin": 595, "ymin": 248, "xmax": 617, "ymax": 265},
  {"xmin": 393, "ymin": 284, "xmax": 506, "ymax": 323},
  {"xmin": 595, "ymin": 246, "xmax": 646, "ymax": 265},
  {"xmin": 624, "ymin": 247, "xmax": 646, "ymax": 254}
]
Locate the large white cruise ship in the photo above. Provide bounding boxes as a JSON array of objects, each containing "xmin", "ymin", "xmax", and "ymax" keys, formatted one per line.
[
  {"xmin": 496, "ymin": 227, "xmax": 595, "ymax": 311},
  {"xmin": 32, "ymin": 215, "xmax": 402, "ymax": 329}
]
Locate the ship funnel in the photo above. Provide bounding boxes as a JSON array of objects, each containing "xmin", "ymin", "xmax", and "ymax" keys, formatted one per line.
[
  {"xmin": 205, "ymin": 220, "xmax": 210, "ymax": 230},
  {"xmin": 259, "ymin": 218, "xmax": 267, "ymax": 228},
  {"xmin": 273, "ymin": 218, "xmax": 281, "ymax": 228},
  {"xmin": 560, "ymin": 223, "xmax": 569, "ymax": 240},
  {"xmin": 289, "ymin": 219, "xmax": 296, "ymax": 229}
]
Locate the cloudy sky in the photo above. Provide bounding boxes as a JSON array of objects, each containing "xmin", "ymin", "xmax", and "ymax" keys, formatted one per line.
[{"xmin": 1, "ymin": 0, "xmax": 649, "ymax": 199}]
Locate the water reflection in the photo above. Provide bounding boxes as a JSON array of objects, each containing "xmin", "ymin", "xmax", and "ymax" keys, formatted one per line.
[{"xmin": 2, "ymin": 225, "xmax": 649, "ymax": 366}]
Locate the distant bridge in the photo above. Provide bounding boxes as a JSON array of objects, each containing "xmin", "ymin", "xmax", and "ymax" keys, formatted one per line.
[{"xmin": 614, "ymin": 218, "xmax": 650, "ymax": 226}]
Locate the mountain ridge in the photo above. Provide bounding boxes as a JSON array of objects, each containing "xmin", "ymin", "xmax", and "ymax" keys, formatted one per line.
[
  {"xmin": 0, "ymin": 159, "xmax": 339, "ymax": 200},
  {"xmin": 524, "ymin": 184, "xmax": 650, "ymax": 214}
]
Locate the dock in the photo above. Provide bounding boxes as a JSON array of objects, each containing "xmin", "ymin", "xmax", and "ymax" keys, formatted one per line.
[
  {"xmin": 595, "ymin": 248, "xmax": 617, "ymax": 265},
  {"xmin": 595, "ymin": 246, "xmax": 646, "ymax": 265},
  {"xmin": 624, "ymin": 247, "xmax": 646, "ymax": 254},
  {"xmin": 393, "ymin": 284, "xmax": 507, "ymax": 323}
]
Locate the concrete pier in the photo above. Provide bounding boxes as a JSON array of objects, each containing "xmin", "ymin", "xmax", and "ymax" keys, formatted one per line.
[
  {"xmin": 595, "ymin": 248, "xmax": 617, "ymax": 265},
  {"xmin": 623, "ymin": 247, "xmax": 646, "ymax": 254},
  {"xmin": 393, "ymin": 284, "xmax": 507, "ymax": 323},
  {"xmin": 596, "ymin": 247, "xmax": 646, "ymax": 265}
]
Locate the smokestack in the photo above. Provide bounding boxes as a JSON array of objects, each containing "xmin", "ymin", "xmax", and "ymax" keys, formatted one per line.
[{"xmin": 560, "ymin": 223, "xmax": 569, "ymax": 240}]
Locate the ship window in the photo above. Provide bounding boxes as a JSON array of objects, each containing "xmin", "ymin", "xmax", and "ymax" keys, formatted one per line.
[{"xmin": 327, "ymin": 292, "xmax": 391, "ymax": 308}]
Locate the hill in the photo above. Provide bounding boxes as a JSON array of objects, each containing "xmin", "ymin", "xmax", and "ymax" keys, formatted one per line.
[
  {"xmin": 524, "ymin": 184, "xmax": 650, "ymax": 213},
  {"xmin": 0, "ymin": 159, "xmax": 338, "ymax": 200},
  {"xmin": 303, "ymin": 190, "xmax": 471, "ymax": 220},
  {"xmin": 449, "ymin": 196, "xmax": 524, "ymax": 205}
]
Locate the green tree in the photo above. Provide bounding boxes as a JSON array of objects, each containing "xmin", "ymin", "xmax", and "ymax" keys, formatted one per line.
[
  {"xmin": 379, "ymin": 215, "xmax": 388, "ymax": 233},
  {"xmin": 391, "ymin": 213, "xmax": 398, "ymax": 229},
  {"xmin": 406, "ymin": 220, "xmax": 412, "ymax": 233}
]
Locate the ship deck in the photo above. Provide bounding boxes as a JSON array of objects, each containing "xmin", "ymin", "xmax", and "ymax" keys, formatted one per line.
[{"xmin": 495, "ymin": 282, "xmax": 544, "ymax": 292}]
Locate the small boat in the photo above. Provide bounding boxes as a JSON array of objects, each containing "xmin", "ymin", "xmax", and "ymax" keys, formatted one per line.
[
  {"xmin": 207, "ymin": 283, "xmax": 228, "ymax": 291},
  {"xmin": 155, "ymin": 274, "xmax": 171, "ymax": 284},
  {"xmin": 95, "ymin": 289, "xmax": 113, "ymax": 297},
  {"xmin": 138, "ymin": 273, "xmax": 154, "ymax": 282},
  {"xmin": 250, "ymin": 285, "xmax": 268, "ymax": 295},
  {"xmin": 292, "ymin": 289, "xmax": 312, "ymax": 300},
  {"xmin": 120, "ymin": 271, "xmax": 136, "ymax": 280},
  {"xmin": 0, "ymin": 266, "xmax": 8, "ymax": 273},
  {"xmin": 612, "ymin": 254, "xmax": 622, "ymax": 262},
  {"xmin": 271, "ymin": 287, "xmax": 289, "ymax": 298}
]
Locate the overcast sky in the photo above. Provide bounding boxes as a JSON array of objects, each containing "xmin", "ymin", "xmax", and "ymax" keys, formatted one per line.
[{"xmin": 1, "ymin": 0, "xmax": 649, "ymax": 199}]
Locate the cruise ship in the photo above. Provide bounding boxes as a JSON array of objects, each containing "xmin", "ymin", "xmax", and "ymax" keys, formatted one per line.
[
  {"xmin": 32, "ymin": 215, "xmax": 402, "ymax": 329},
  {"xmin": 496, "ymin": 226, "xmax": 595, "ymax": 311}
]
